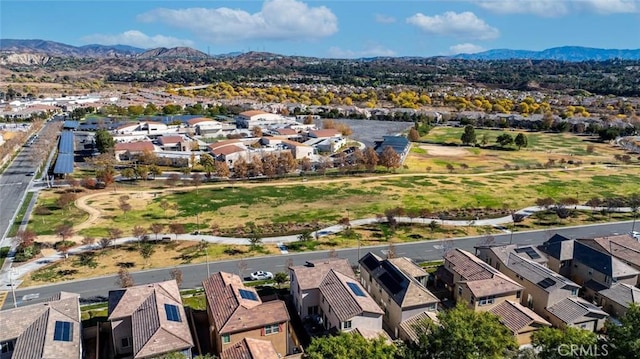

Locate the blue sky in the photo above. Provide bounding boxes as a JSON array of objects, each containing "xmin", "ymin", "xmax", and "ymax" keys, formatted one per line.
[{"xmin": 1, "ymin": 0, "xmax": 639, "ymax": 58}]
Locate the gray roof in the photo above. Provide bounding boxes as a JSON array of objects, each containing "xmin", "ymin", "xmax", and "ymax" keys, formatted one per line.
[
  {"xmin": 546, "ymin": 297, "xmax": 608, "ymax": 325},
  {"xmin": 318, "ymin": 270, "xmax": 383, "ymax": 322},
  {"xmin": 375, "ymin": 136, "xmax": 410, "ymax": 155},
  {"xmin": 539, "ymin": 234, "xmax": 574, "ymax": 261},
  {"xmin": 53, "ymin": 153, "xmax": 74, "ymax": 174},
  {"xmin": 0, "ymin": 292, "xmax": 81, "ymax": 359},
  {"xmin": 359, "ymin": 253, "xmax": 439, "ymax": 308},
  {"xmin": 599, "ymin": 283, "xmax": 640, "ymax": 309},
  {"xmin": 58, "ymin": 131, "xmax": 74, "ymax": 154},
  {"xmin": 506, "ymin": 253, "xmax": 580, "ymax": 293}
]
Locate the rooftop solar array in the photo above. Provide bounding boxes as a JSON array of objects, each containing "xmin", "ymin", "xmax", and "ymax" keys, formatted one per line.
[
  {"xmin": 63, "ymin": 120, "xmax": 79, "ymax": 129},
  {"xmin": 347, "ymin": 282, "xmax": 366, "ymax": 297},
  {"xmin": 515, "ymin": 247, "xmax": 541, "ymax": 260},
  {"xmin": 53, "ymin": 153, "xmax": 74, "ymax": 174},
  {"xmin": 239, "ymin": 289, "xmax": 259, "ymax": 301},
  {"xmin": 53, "ymin": 321, "xmax": 73, "ymax": 342},
  {"xmin": 164, "ymin": 303, "xmax": 182, "ymax": 322},
  {"xmin": 538, "ymin": 278, "xmax": 557, "ymax": 289},
  {"xmin": 361, "ymin": 254, "xmax": 380, "ymax": 272}
]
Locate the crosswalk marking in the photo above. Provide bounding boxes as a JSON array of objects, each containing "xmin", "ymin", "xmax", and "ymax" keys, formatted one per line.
[{"xmin": 0, "ymin": 291, "xmax": 8, "ymax": 309}]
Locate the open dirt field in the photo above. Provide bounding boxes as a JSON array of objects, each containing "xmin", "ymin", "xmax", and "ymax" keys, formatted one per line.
[{"xmin": 419, "ymin": 145, "xmax": 471, "ymax": 157}]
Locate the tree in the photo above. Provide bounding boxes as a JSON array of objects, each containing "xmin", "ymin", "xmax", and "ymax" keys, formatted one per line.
[
  {"xmin": 251, "ymin": 126, "xmax": 263, "ymax": 138},
  {"xmin": 363, "ymin": 147, "xmax": 379, "ymax": 171},
  {"xmin": 116, "ymin": 268, "xmax": 134, "ymax": 288},
  {"xmin": 496, "ymin": 133, "xmax": 514, "ymax": 147},
  {"xmin": 300, "ymin": 157, "xmax": 313, "ymax": 172},
  {"xmin": 165, "ymin": 173, "xmax": 181, "ymax": 187},
  {"xmin": 277, "ymin": 151, "xmax": 298, "ymax": 175},
  {"xmin": 199, "ymin": 154, "xmax": 216, "ymax": 178},
  {"xmin": 607, "ymin": 304, "xmax": 640, "ymax": 359},
  {"xmin": 298, "ymin": 230, "xmax": 313, "ymax": 242},
  {"xmin": 214, "ymin": 160, "xmax": 230, "ymax": 178},
  {"xmin": 170, "ymin": 268, "xmax": 183, "ymax": 287},
  {"xmin": 460, "ymin": 125, "xmax": 477, "ymax": 145},
  {"xmin": 56, "ymin": 224, "xmax": 74, "ymax": 242},
  {"xmin": 121, "ymin": 167, "xmax": 135, "ymax": 180},
  {"xmin": 306, "ymin": 332, "xmax": 396, "ymax": 359},
  {"xmin": 536, "ymin": 197, "xmax": 555, "ymax": 210},
  {"xmin": 98, "ymin": 237, "xmax": 112, "ymax": 249},
  {"xmin": 274, "ymin": 272, "xmax": 288, "ymax": 288},
  {"xmin": 191, "ymin": 173, "xmax": 203, "ymax": 193},
  {"xmin": 531, "ymin": 326, "xmax": 598, "ymax": 359},
  {"xmin": 379, "ymin": 146, "xmax": 401, "ymax": 172},
  {"xmin": 480, "ymin": 133, "xmax": 490, "ymax": 147},
  {"xmin": 148, "ymin": 165, "xmax": 162, "ymax": 179},
  {"xmin": 56, "ymin": 192, "xmax": 76, "ymax": 212},
  {"xmin": 514, "ymin": 133, "xmax": 528, "ymax": 149},
  {"xmin": 248, "ymin": 230, "xmax": 263, "ymax": 250},
  {"xmin": 81, "ymin": 236, "xmax": 96, "ymax": 246},
  {"xmin": 168, "ymin": 223, "xmax": 185, "ymax": 240},
  {"xmin": 119, "ymin": 200, "xmax": 132, "ymax": 218},
  {"xmin": 408, "ymin": 127, "xmax": 420, "ymax": 142},
  {"xmin": 95, "ymin": 129, "xmax": 115, "ymax": 153},
  {"xmin": 233, "ymin": 157, "xmax": 249, "ymax": 178},
  {"xmin": 108, "ymin": 227, "xmax": 123, "ymax": 245},
  {"xmin": 139, "ymin": 242, "xmax": 155, "ymax": 265},
  {"xmin": 132, "ymin": 225, "xmax": 146, "ymax": 241},
  {"xmin": 150, "ymin": 223, "xmax": 164, "ymax": 240},
  {"xmin": 407, "ymin": 302, "xmax": 517, "ymax": 359},
  {"xmin": 15, "ymin": 229, "xmax": 37, "ymax": 248}
]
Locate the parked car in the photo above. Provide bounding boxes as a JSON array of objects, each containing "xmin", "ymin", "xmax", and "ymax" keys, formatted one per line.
[
  {"xmin": 632, "ymin": 231, "xmax": 640, "ymax": 240},
  {"xmin": 250, "ymin": 270, "xmax": 274, "ymax": 281}
]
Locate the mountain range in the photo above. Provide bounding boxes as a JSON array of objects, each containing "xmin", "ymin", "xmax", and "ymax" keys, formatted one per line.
[{"xmin": 2, "ymin": 39, "xmax": 640, "ymax": 62}]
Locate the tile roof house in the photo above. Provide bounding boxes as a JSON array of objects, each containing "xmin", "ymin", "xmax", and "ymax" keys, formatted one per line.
[
  {"xmin": 203, "ymin": 272, "xmax": 291, "ymax": 358},
  {"xmin": 397, "ymin": 311, "xmax": 439, "ymax": 343},
  {"xmin": 107, "ymin": 280, "xmax": 194, "ymax": 359},
  {"xmin": 546, "ymin": 297, "xmax": 608, "ymax": 332},
  {"xmin": 114, "ymin": 141, "xmax": 156, "ymax": 161},
  {"xmin": 435, "ymin": 249, "xmax": 523, "ymax": 312},
  {"xmin": 488, "ymin": 301, "xmax": 551, "ymax": 346},
  {"xmin": 308, "ymin": 129, "xmax": 341, "ymax": 139},
  {"xmin": 289, "ymin": 258, "xmax": 385, "ymax": 338},
  {"xmin": 596, "ymin": 283, "xmax": 640, "ymax": 318},
  {"xmin": 0, "ymin": 292, "xmax": 82, "ymax": 359},
  {"xmin": 220, "ymin": 338, "xmax": 279, "ymax": 359},
  {"xmin": 157, "ymin": 135, "xmax": 189, "ymax": 151},
  {"xmin": 359, "ymin": 252, "xmax": 440, "ymax": 339}
]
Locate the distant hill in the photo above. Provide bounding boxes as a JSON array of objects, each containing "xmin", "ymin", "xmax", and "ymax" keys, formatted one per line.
[
  {"xmin": 0, "ymin": 39, "xmax": 144, "ymax": 57},
  {"xmin": 137, "ymin": 47, "xmax": 209, "ymax": 59},
  {"xmin": 452, "ymin": 46, "xmax": 640, "ymax": 61}
]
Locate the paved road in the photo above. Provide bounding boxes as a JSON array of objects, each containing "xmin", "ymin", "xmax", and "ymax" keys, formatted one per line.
[
  {"xmin": 0, "ymin": 137, "xmax": 41, "ymax": 245},
  {"xmin": 2, "ymin": 220, "xmax": 634, "ymax": 310}
]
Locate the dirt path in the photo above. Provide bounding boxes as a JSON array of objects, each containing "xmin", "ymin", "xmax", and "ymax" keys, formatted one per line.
[{"xmin": 72, "ymin": 164, "xmax": 622, "ymax": 231}]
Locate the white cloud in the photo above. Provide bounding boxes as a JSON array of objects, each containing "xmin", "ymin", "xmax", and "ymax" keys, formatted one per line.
[
  {"xmin": 81, "ymin": 30, "xmax": 194, "ymax": 49},
  {"xmin": 449, "ymin": 43, "xmax": 485, "ymax": 54},
  {"xmin": 579, "ymin": 0, "xmax": 638, "ymax": 14},
  {"xmin": 406, "ymin": 11, "xmax": 499, "ymax": 40},
  {"xmin": 475, "ymin": 0, "xmax": 568, "ymax": 16},
  {"xmin": 375, "ymin": 14, "xmax": 396, "ymax": 24},
  {"xmin": 138, "ymin": 0, "xmax": 338, "ymax": 43},
  {"xmin": 328, "ymin": 44, "xmax": 396, "ymax": 58},
  {"xmin": 474, "ymin": 0, "xmax": 638, "ymax": 16}
]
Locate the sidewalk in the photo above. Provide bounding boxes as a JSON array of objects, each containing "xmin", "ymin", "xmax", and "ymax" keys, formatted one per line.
[{"xmin": 0, "ymin": 205, "xmax": 635, "ymax": 288}]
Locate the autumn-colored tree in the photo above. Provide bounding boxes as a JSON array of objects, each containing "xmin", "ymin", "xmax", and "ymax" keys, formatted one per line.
[
  {"xmin": 299, "ymin": 157, "xmax": 313, "ymax": 172},
  {"xmin": 170, "ymin": 268, "xmax": 183, "ymax": 287},
  {"xmin": 56, "ymin": 192, "xmax": 76, "ymax": 212},
  {"xmin": 15, "ymin": 229, "xmax": 37, "ymax": 247},
  {"xmin": 55, "ymin": 224, "xmax": 74, "ymax": 242},
  {"xmin": 168, "ymin": 223, "xmax": 186, "ymax": 240},
  {"xmin": 379, "ymin": 146, "xmax": 401, "ymax": 172},
  {"xmin": 82, "ymin": 236, "xmax": 96, "ymax": 246},
  {"xmin": 116, "ymin": 268, "xmax": 134, "ymax": 288},
  {"xmin": 165, "ymin": 173, "xmax": 181, "ymax": 187},
  {"xmin": 214, "ymin": 160, "xmax": 230, "ymax": 178},
  {"xmin": 251, "ymin": 126, "xmax": 263, "ymax": 138},
  {"xmin": 262, "ymin": 153, "xmax": 278, "ymax": 178},
  {"xmin": 150, "ymin": 223, "xmax": 164, "ymax": 240},
  {"xmin": 277, "ymin": 151, "xmax": 298, "ymax": 175},
  {"xmin": 322, "ymin": 119, "xmax": 336, "ymax": 129},
  {"xmin": 233, "ymin": 157, "xmax": 249, "ymax": 178},
  {"xmin": 408, "ymin": 127, "xmax": 420, "ymax": 142},
  {"xmin": 363, "ymin": 147, "xmax": 379, "ymax": 171}
]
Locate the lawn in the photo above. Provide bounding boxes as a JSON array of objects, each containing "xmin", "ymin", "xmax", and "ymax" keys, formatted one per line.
[
  {"xmin": 405, "ymin": 127, "xmax": 627, "ymax": 173},
  {"xmin": 7, "ymin": 192, "xmax": 34, "ymax": 237},
  {"xmin": 27, "ymin": 190, "xmax": 88, "ymax": 235}
]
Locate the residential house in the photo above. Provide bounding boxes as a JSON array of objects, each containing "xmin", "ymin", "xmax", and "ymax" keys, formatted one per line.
[
  {"xmin": 114, "ymin": 141, "xmax": 156, "ymax": 161},
  {"xmin": 202, "ymin": 272, "xmax": 291, "ymax": 358},
  {"xmin": 596, "ymin": 283, "xmax": 640, "ymax": 318},
  {"xmin": 0, "ymin": 292, "xmax": 82, "ymax": 359},
  {"xmin": 578, "ymin": 234, "xmax": 640, "ymax": 273},
  {"xmin": 115, "ymin": 121, "xmax": 169, "ymax": 135},
  {"xmin": 488, "ymin": 301, "xmax": 551, "ymax": 346},
  {"xmin": 220, "ymin": 338, "xmax": 279, "ymax": 359},
  {"xmin": 539, "ymin": 236, "xmax": 640, "ymax": 295},
  {"xmin": 157, "ymin": 135, "xmax": 190, "ymax": 151},
  {"xmin": 397, "ymin": 311, "xmax": 439, "ymax": 343},
  {"xmin": 289, "ymin": 258, "xmax": 355, "ymax": 319},
  {"xmin": 236, "ymin": 111, "xmax": 291, "ymax": 129},
  {"xmin": 358, "ymin": 253, "xmax": 440, "ymax": 338},
  {"xmin": 308, "ymin": 129, "xmax": 341, "ymax": 139},
  {"xmin": 188, "ymin": 118, "xmax": 236, "ymax": 137},
  {"xmin": 488, "ymin": 248, "xmax": 608, "ymax": 331},
  {"xmin": 107, "ymin": 280, "xmax": 194, "ymax": 359},
  {"xmin": 289, "ymin": 258, "xmax": 386, "ymax": 338},
  {"xmin": 435, "ymin": 249, "xmax": 523, "ymax": 311}
]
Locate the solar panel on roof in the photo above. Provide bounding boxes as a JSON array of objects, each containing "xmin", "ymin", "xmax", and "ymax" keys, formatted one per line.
[
  {"xmin": 347, "ymin": 282, "xmax": 366, "ymax": 297},
  {"xmin": 361, "ymin": 255, "xmax": 380, "ymax": 271},
  {"xmin": 53, "ymin": 321, "xmax": 73, "ymax": 342},
  {"xmin": 379, "ymin": 272, "xmax": 404, "ymax": 295},
  {"xmin": 53, "ymin": 153, "xmax": 74, "ymax": 174},
  {"xmin": 164, "ymin": 303, "xmax": 182, "ymax": 322},
  {"xmin": 239, "ymin": 289, "xmax": 259, "ymax": 301},
  {"xmin": 515, "ymin": 247, "xmax": 541, "ymax": 260},
  {"xmin": 538, "ymin": 278, "xmax": 556, "ymax": 289}
]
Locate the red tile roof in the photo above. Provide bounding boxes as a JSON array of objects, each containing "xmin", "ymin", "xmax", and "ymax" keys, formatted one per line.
[
  {"xmin": 114, "ymin": 141, "xmax": 155, "ymax": 152},
  {"xmin": 187, "ymin": 117, "xmax": 215, "ymax": 126},
  {"xmin": 276, "ymin": 128, "xmax": 297, "ymax": 135},
  {"xmin": 158, "ymin": 136, "xmax": 183, "ymax": 145},
  {"xmin": 212, "ymin": 145, "xmax": 244, "ymax": 156},
  {"xmin": 240, "ymin": 110, "xmax": 270, "ymax": 117},
  {"xmin": 221, "ymin": 338, "xmax": 279, "ymax": 359},
  {"xmin": 309, "ymin": 129, "xmax": 341, "ymax": 138}
]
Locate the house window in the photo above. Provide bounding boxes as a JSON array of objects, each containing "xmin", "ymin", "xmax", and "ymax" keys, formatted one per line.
[
  {"xmin": 165, "ymin": 304, "xmax": 182, "ymax": 322},
  {"xmin": 222, "ymin": 334, "xmax": 230, "ymax": 344},
  {"xmin": 496, "ymin": 263, "xmax": 500, "ymax": 270},
  {"xmin": 516, "ymin": 291, "xmax": 522, "ymax": 299},
  {"xmin": 343, "ymin": 321, "xmax": 352, "ymax": 329},
  {"xmin": 457, "ymin": 286, "xmax": 462, "ymax": 297},
  {"xmin": 488, "ymin": 258, "xmax": 492, "ymax": 265},
  {"xmin": 471, "ymin": 296, "xmax": 475, "ymax": 305},
  {"xmin": 1, "ymin": 341, "xmax": 15, "ymax": 354},
  {"xmin": 121, "ymin": 338, "xmax": 131, "ymax": 348},
  {"xmin": 265, "ymin": 324, "xmax": 280, "ymax": 335},
  {"xmin": 571, "ymin": 289, "xmax": 578, "ymax": 296},
  {"xmin": 478, "ymin": 296, "xmax": 495, "ymax": 306}
]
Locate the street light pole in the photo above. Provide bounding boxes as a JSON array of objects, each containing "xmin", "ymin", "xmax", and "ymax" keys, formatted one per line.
[
  {"xmin": 202, "ymin": 240, "xmax": 210, "ymax": 277},
  {"xmin": 10, "ymin": 268, "xmax": 17, "ymax": 308}
]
